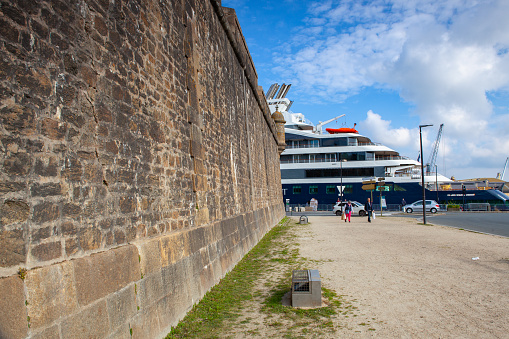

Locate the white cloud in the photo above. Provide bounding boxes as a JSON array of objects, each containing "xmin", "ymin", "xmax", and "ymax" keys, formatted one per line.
[
  {"xmin": 274, "ymin": 0, "xmax": 509, "ymax": 178},
  {"xmin": 358, "ymin": 110, "xmax": 417, "ymax": 150}
]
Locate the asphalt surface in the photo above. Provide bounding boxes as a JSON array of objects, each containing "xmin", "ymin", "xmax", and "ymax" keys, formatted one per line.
[
  {"xmin": 286, "ymin": 211, "xmax": 509, "ymax": 237},
  {"xmin": 415, "ymin": 212, "xmax": 509, "ymax": 237}
]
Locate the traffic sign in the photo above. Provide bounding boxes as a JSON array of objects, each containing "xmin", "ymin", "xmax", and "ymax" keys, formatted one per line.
[
  {"xmin": 362, "ymin": 180, "xmax": 376, "ymax": 184},
  {"xmin": 362, "ymin": 184, "xmax": 376, "ymax": 190}
]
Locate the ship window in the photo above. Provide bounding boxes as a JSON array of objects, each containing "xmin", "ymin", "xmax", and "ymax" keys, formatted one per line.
[
  {"xmin": 314, "ymin": 154, "xmax": 325, "ymax": 162},
  {"xmin": 280, "ymin": 155, "xmax": 293, "ymax": 163},
  {"xmin": 321, "ymin": 138, "xmax": 348, "ymax": 147},
  {"xmin": 326, "ymin": 185, "xmax": 336, "ymax": 194},
  {"xmin": 339, "ymin": 152, "xmax": 365, "ymax": 161},
  {"xmin": 295, "ymin": 154, "xmax": 309, "ymax": 163},
  {"xmin": 309, "ymin": 185, "xmax": 318, "ymax": 194},
  {"xmin": 343, "ymin": 185, "xmax": 353, "ymax": 194},
  {"xmin": 347, "ymin": 138, "xmax": 358, "ymax": 146},
  {"xmin": 293, "ymin": 186, "xmax": 301, "ymax": 194},
  {"xmin": 306, "ymin": 168, "xmax": 374, "ymax": 178}
]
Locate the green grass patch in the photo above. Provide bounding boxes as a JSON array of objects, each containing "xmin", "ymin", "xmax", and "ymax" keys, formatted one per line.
[
  {"xmin": 166, "ymin": 218, "xmax": 291, "ymax": 338},
  {"xmin": 166, "ymin": 217, "xmax": 364, "ymax": 338}
]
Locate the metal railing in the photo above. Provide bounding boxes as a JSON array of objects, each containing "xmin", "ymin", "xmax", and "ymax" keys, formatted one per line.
[
  {"xmin": 286, "ymin": 203, "xmax": 509, "ymax": 213},
  {"xmin": 280, "ymin": 157, "xmax": 410, "ymax": 164}
]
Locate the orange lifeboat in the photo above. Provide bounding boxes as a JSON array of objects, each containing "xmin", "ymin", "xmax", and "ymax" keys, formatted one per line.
[{"xmin": 326, "ymin": 123, "xmax": 358, "ymax": 134}]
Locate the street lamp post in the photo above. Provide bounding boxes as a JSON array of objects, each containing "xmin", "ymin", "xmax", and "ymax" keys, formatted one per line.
[
  {"xmin": 435, "ymin": 164, "xmax": 439, "ymax": 203},
  {"xmin": 419, "ymin": 124, "xmax": 433, "ymax": 225},
  {"xmin": 340, "ymin": 159, "xmax": 347, "ymax": 203}
]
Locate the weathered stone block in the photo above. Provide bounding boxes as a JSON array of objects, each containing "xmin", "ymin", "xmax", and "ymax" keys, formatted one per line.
[
  {"xmin": 25, "ymin": 262, "xmax": 78, "ymax": 330},
  {"xmin": 34, "ymin": 156, "xmax": 58, "ymax": 177},
  {"xmin": 155, "ymin": 294, "xmax": 178, "ymax": 333},
  {"xmin": 73, "ymin": 245, "xmax": 140, "ymax": 306},
  {"xmin": 62, "ymin": 202, "xmax": 82, "ymax": 218},
  {"xmin": 119, "ymin": 195, "xmax": 137, "ymax": 214},
  {"xmin": 192, "ymin": 174, "xmax": 208, "ymax": 192},
  {"xmin": 41, "ymin": 117, "xmax": 66, "ymax": 140},
  {"xmin": 193, "ymin": 158, "xmax": 206, "ymax": 175},
  {"xmin": 160, "ymin": 231, "xmax": 190, "ymax": 268},
  {"xmin": 31, "ymin": 241, "xmax": 62, "ymax": 262},
  {"xmin": 106, "ymin": 284, "xmax": 137, "ymax": 332},
  {"xmin": 0, "ymin": 181, "xmax": 26, "ymax": 193},
  {"xmin": 138, "ymin": 271, "xmax": 164, "ymax": 309},
  {"xmin": 1, "ymin": 200, "xmax": 30, "ymax": 226},
  {"xmin": 61, "ymin": 156, "xmax": 82, "ymax": 182},
  {"xmin": 32, "ymin": 201, "xmax": 59, "ymax": 224},
  {"xmin": 195, "ymin": 206, "xmax": 209, "ymax": 226},
  {"xmin": 83, "ymin": 163, "xmax": 103, "ymax": 183},
  {"xmin": 1, "ymin": 2, "xmax": 26, "ymax": 26},
  {"xmin": 0, "ymin": 275, "xmax": 28, "ymax": 339},
  {"xmin": 130, "ymin": 303, "xmax": 162, "ymax": 339},
  {"xmin": 137, "ymin": 237, "xmax": 162, "ymax": 276},
  {"xmin": 29, "ymin": 325, "xmax": 60, "ymax": 339},
  {"xmin": 0, "ymin": 104, "xmax": 36, "ymax": 134},
  {"xmin": 95, "ymin": 103, "xmax": 113, "ymax": 123},
  {"xmin": 60, "ymin": 300, "xmax": 110, "ymax": 339},
  {"xmin": 3, "ymin": 152, "xmax": 32, "ymax": 176},
  {"xmin": 31, "ymin": 226, "xmax": 51, "ymax": 242},
  {"xmin": 80, "ymin": 64, "xmax": 98, "ymax": 88},
  {"xmin": 114, "ymin": 229, "xmax": 126, "ymax": 245},
  {"xmin": 30, "ymin": 182, "xmax": 62, "ymax": 197},
  {"xmin": 0, "ymin": 17, "xmax": 20, "ymax": 43},
  {"xmin": 65, "ymin": 237, "xmax": 79, "ymax": 257},
  {"xmin": 78, "ymin": 227, "xmax": 101, "ymax": 251},
  {"xmin": 0, "ymin": 227, "xmax": 26, "ymax": 267},
  {"xmin": 61, "ymin": 108, "xmax": 85, "ymax": 128}
]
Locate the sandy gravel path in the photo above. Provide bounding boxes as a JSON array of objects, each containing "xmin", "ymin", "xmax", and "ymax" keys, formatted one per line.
[{"xmin": 298, "ymin": 215, "xmax": 509, "ymax": 338}]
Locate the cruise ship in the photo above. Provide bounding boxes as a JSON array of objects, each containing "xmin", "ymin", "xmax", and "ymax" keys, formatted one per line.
[{"xmin": 267, "ymin": 84, "xmax": 509, "ymax": 208}]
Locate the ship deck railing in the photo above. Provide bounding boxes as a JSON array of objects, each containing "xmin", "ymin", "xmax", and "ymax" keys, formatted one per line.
[
  {"xmin": 280, "ymin": 156, "xmax": 411, "ymax": 164},
  {"xmin": 285, "ymin": 141, "xmax": 385, "ymax": 149}
]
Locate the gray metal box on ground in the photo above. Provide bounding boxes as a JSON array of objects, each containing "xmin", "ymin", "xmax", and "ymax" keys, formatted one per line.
[{"xmin": 291, "ymin": 269, "xmax": 321, "ymax": 308}]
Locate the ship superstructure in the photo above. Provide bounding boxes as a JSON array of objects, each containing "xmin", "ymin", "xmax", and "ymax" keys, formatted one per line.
[{"xmin": 267, "ymin": 84, "xmax": 508, "ymax": 207}]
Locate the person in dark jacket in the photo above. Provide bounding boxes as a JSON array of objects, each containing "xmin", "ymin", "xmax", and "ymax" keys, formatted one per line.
[{"xmin": 365, "ymin": 198, "xmax": 373, "ymax": 222}]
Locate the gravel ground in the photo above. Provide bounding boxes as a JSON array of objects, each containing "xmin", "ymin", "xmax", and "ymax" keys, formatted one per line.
[{"xmin": 297, "ymin": 215, "xmax": 509, "ymax": 338}]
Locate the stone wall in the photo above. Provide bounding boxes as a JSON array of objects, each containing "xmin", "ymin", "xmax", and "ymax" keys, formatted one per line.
[{"xmin": 0, "ymin": 1, "xmax": 285, "ymax": 338}]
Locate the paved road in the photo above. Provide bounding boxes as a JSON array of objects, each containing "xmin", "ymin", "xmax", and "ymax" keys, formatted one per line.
[
  {"xmin": 423, "ymin": 213, "xmax": 509, "ymax": 237},
  {"xmin": 287, "ymin": 211, "xmax": 509, "ymax": 237}
]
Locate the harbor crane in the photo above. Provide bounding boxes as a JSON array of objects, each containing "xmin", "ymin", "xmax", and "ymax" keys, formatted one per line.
[
  {"xmin": 426, "ymin": 124, "xmax": 444, "ymax": 175},
  {"xmin": 496, "ymin": 157, "xmax": 509, "ymax": 181},
  {"xmin": 313, "ymin": 114, "xmax": 346, "ymax": 134}
]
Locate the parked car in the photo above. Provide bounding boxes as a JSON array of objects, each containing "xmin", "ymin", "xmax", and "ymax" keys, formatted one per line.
[
  {"xmin": 333, "ymin": 201, "xmax": 367, "ymax": 216},
  {"xmin": 403, "ymin": 200, "xmax": 440, "ymax": 213}
]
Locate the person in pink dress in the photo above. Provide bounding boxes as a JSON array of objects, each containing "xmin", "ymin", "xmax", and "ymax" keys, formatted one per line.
[{"xmin": 344, "ymin": 201, "xmax": 352, "ymax": 222}]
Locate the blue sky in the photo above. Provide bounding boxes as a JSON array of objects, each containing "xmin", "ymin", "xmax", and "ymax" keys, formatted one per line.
[{"xmin": 222, "ymin": 0, "xmax": 509, "ymax": 180}]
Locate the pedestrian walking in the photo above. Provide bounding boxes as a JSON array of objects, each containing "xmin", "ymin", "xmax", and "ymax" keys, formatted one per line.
[
  {"xmin": 344, "ymin": 201, "xmax": 352, "ymax": 222},
  {"xmin": 401, "ymin": 198, "xmax": 406, "ymax": 211},
  {"xmin": 365, "ymin": 198, "xmax": 374, "ymax": 222}
]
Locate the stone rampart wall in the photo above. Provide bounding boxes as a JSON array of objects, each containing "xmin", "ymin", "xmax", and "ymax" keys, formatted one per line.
[{"xmin": 0, "ymin": 1, "xmax": 284, "ymax": 338}]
